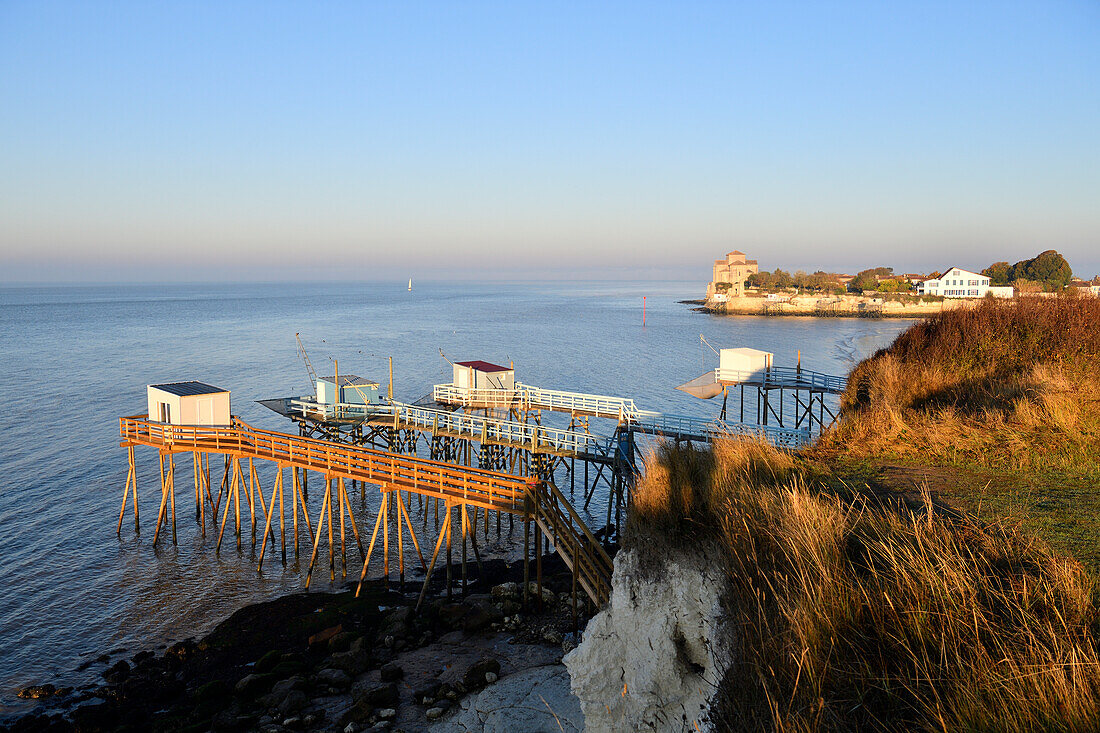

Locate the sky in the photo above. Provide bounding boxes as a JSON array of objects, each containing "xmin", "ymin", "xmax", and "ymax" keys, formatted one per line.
[{"xmin": 1, "ymin": 1, "xmax": 1098, "ymax": 283}]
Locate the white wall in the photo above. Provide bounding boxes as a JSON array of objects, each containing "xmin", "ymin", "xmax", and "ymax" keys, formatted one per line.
[
  {"xmin": 147, "ymin": 387, "xmax": 230, "ymax": 425},
  {"xmin": 719, "ymin": 348, "xmax": 772, "ymax": 379},
  {"xmin": 147, "ymin": 387, "xmax": 181, "ymax": 424}
]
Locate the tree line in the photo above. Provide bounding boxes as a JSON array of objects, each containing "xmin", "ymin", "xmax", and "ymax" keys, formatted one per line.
[{"xmin": 744, "ymin": 250, "xmax": 1081, "ymax": 295}]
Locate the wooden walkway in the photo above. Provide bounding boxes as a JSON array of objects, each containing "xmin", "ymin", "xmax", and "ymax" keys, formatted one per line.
[{"xmin": 118, "ymin": 415, "xmax": 613, "ymax": 607}]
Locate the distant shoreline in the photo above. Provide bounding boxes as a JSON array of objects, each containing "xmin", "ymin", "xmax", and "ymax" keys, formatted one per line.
[{"xmin": 683, "ymin": 294, "xmax": 966, "ymax": 319}]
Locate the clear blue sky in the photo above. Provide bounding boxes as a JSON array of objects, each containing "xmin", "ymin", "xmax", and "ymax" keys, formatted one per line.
[{"xmin": 2, "ymin": 1, "xmax": 1098, "ymax": 282}]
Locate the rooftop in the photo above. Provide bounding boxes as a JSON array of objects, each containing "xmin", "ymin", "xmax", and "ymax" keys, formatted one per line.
[
  {"xmin": 149, "ymin": 381, "xmax": 228, "ymax": 397},
  {"xmin": 455, "ymin": 360, "xmax": 512, "ymax": 373},
  {"xmin": 319, "ymin": 375, "xmax": 378, "ymax": 386}
]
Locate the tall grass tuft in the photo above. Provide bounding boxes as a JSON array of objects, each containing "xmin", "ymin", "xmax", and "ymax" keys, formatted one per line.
[{"xmin": 632, "ymin": 438, "xmax": 1100, "ymax": 731}]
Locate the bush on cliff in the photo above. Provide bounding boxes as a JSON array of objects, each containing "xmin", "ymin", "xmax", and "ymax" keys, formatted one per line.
[
  {"xmin": 819, "ymin": 295, "xmax": 1100, "ymax": 471},
  {"xmin": 632, "ymin": 438, "xmax": 1100, "ymax": 732}
]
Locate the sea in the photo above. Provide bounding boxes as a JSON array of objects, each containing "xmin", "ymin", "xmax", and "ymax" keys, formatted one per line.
[{"xmin": 0, "ymin": 280, "xmax": 913, "ymax": 716}]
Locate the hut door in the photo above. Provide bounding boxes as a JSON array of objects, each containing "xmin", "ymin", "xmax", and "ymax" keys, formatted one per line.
[
  {"xmin": 197, "ymin": 397, "xmax": 213, "ymax": 424},
  {"xmin": 457, "ymin": 367, "xmax": 469, "ymax": 390}
]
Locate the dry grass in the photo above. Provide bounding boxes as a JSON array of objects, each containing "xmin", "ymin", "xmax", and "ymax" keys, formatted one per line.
[
  {"xmin": 819, "ymin": 296, "xmax": 1100, "ymax": 470},
  {"xmin": 632, "ymin": 439, "xmax": 1100, "ymax": 732}
]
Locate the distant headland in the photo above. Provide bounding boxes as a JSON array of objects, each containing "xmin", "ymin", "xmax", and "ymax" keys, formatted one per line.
[{"xmin": 699, "ymin": 249, "xmax": 1099, "ymax": 318}]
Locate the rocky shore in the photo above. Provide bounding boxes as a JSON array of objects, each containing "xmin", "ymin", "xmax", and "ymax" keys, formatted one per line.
[{"xmin": 3, "ymin": 553, "xmax": 595, "ymax": 733}]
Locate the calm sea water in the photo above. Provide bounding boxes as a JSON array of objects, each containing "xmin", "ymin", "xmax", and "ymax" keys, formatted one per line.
[{"xmin": 0, "ymin": 280, "xmax": 912, "ymax": 714}]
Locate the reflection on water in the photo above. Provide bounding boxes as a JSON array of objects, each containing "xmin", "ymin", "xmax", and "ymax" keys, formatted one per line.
[{"xmin": 0, "ymin": 281, "xmax": 912, "ymax": 709}]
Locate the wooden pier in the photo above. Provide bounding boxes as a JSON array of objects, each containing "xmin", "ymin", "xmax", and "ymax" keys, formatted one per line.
[{"xmin": 118, "ymin": 414, "xmax": 613, "ymax": 609}]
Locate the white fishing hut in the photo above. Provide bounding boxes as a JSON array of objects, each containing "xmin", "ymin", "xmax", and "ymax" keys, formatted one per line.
[
  {"xmin": 147, "ymin": 382, "xmax": 231, "ymax": 426},
  {"xmin": 315, "ymin": 375, "xmax": 383, "ymax": 405},
  {"xmin": 718, "ymin": 348, "xmax": 773, "ymax": 383},
  {"xmin": 453, "ymin": 360, "xmax": 515, "ymax": 392}
]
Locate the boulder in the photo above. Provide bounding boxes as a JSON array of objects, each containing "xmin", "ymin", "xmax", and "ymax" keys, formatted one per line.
[
  {"xmin": 358, "ymin": 682, "xmax": 398, "ymax": 708},
  {"xmin": 253, "ymin": 649, "xmax": 284, "ymax": 673},
  {"xmin": 328, "ymin": 649, "xmax": 371, "ymax": 675},
  {"xmin": 235, "ymin": 672, "xmax": 275, "ymax": 698},
  {"xmin": 462, "ymin": 658, "xmax": 501, "ymax": 691},
  {"xmin": 314, "ymin": 667, "xmax": 351, "ymax": 690},
  {"xmin": 278, "ymin": 690, "xmax": 309, "ymax": 715},
  {"xmin": 308, "ymin": 624, "xmax": 343, "ymax": 649},
  {"xmin": 379, "ymin": 661, "xmax": 403, "ymax": 682},
  {"xmin": 102, "ymin": 660, "xmax": 130, "ymax": 683},
  {"xmin": 16, "ymin": 684, "xmax": 56, "ymax": 700}
]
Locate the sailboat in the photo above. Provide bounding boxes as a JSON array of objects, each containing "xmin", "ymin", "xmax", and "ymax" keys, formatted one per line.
[{"xmin": 408, "ymin": 278, "xmax": 413, "ymax": 292}]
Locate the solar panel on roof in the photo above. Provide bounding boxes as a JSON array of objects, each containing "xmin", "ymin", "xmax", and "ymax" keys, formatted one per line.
[{"xmin": 149, "ymin": 381, "xmax": 228, "ymax": 397}]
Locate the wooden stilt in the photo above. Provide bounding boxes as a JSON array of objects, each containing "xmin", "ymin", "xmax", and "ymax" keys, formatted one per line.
[
  {"xmin": 297, "ymin": 474, "xmax": 314, "ymax": 543},
  {"xmin": 340, "ymin": 483, "xmax": 366, "ymax": 561},
  {"xmin": 169, "ymin": 454, "xmax": 177, "ymax": 544},
  {"xmin": 338, "ymin": 477, "xmax": 347, "ymax": 577},
  {"xmin": 304, "ymin": 487, "xmax": 330, "ymax": 589},
  {"xmin": 460, "ymin": 503, "xmax": 468, "ymax": 596},
  {"xmin": 396, "ymin": 491, "xmax": 426, "ymax": 569},
  {"xmin": 293, "ymin": 467, "xmax": 300, "ymax": 558},
  {"xmin": 464, "ymin": 504, "xmax": 484, "ymax": 577},
  {"xmin": 216, "ymin": 466, "xmax": 235, "ymax": 553},
  {"xmin": 327, "ymin": 477, "xmax": 335, "ymax": 581},
  {"xmin": 153, "ymin": 454, "xmax": 168, "ymax": 546},
  {"xmin": 234, "ymin": 459, "xmax": 242, "ymax": 549},
  {"xmin": 278, "ymin": 467, "xmax": 286, "ymax": 564},
  {"xmin": 383, "ymin": 487, "xmax": 390, "ymax": 582},
  {"xmin": 248, "ymin": 458, "xmax": 258, "ymax": 540},
  {"xmin": 117, "ymin": 457, "xmax": 134, "ymax": 536},
  {"xmin": 413, "ymin": 507, "xmax": 452, "ymax": 609},
  {"xmin": 130, "ymin": 446, "xmax": 139, "ymax": 533},
  {"xmin": 446, "ymin": 504, "xmax": 453, "ymax": 600},
  {"xmin": 356, "ymin": 492, "xmax": 388, "ymax": 590},
  {"xmin": 257, "ymin": 470, "xmax": 281, "ymax": 570},
  {"xmin": 397, "ymin": 491, "xmax": 405, "ymax": 587}
]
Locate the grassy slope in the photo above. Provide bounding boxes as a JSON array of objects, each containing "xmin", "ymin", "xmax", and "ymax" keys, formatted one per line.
[
  {"xmin": 815, "ymin": 295, "xmax": 1100, "ymax": 572},
  {"xmin": 627, "ymin": 297, "xmax": 1100, "ymax": 730}
]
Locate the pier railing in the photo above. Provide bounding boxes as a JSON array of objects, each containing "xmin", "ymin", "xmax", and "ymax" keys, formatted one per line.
[
  {"xmin": 119, "ymin": 415, "xmax": 527, "ymax": 514},
  {"xmin": 392, "ymin": 403, "xmax": 611, "ymax": 455},
  {"xmin": 716, "ymin": 366, "xmax": 847, "ymax": 394},
  {"xmin": 630, "ymin": 410, "xmax": 811, "ymax": 448},
  {"xmin": 433, "ymin": 383, "xmax": 640, "ymax": 421}
]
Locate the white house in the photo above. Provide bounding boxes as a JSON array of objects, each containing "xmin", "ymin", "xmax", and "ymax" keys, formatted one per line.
[
  {"xmin": 917, "ymin": 268, "xmax": 993, "ymax": 298},
  {"xmin": 147, "ymin": 382, "xmax": 231, "ymax": 426}
]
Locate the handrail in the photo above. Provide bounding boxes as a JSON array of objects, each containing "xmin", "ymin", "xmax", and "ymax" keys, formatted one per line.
[
  {"xmin": 119, "ymin": 415, "xmax": 527, "ymax": 514},
  {"xmin": 433, "ymin": 382, "xmax": 639, "ymax": 421},
  {"xmin": 630, "ymin": 410, "xmax": 811, "ymax": 448},
  {"xmin": 715, "ymin": 366, "xmax": 847, "ymax": 393},
  {"xmin": 525, "ymin": 479, "xmax": 614, "ymax": 606}
]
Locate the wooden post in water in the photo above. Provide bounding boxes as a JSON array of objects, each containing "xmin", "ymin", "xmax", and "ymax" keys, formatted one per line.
[
  {"xmin": 169, "ymin": 454, "xmax": 177, "ymax": 544},
  {"xmin": 339, "ymin": 477, "xmax": 347, "ymax": 577}
]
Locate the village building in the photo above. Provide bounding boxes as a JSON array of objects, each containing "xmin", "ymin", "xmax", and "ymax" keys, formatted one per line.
[
  {"xmin": 706, "ymin": 251, "xmax": 759, "ymax": 300},
  {"xmin": 917, "ymin": 267, "xmax": 996, "ymax": 298}
]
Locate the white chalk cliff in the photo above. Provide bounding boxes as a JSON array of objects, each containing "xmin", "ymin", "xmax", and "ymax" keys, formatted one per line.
[{"xmin": 564, "ymin": 544, "xmax": 735, "ymax": 732}]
